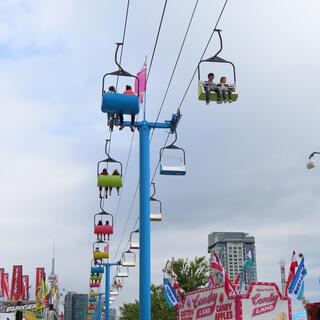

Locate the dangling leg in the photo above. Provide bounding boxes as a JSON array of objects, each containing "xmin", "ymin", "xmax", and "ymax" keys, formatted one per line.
[
  {"xmin": 130, "ymin": 114, "xmax": 135, "ymax": 132},
  {"xmin": 228, "ymin": 88, "xmax": 233, "ymax": 102},
  {"xmin": 117, "ymin": 187, "xmax": 120, "ymax": 196},
  {"xmin": 214, "ymin": 87, "xmax": 222, "ymax": 103},
  {"xmin": 99, "ymin": 187, "xmax": 102, "ymax": 198},
  {"xmin": 204, "ymin": 86, "xmax": 210, "ymax": 105},
  {"xmin": 222, "ymin": 89, "xmax": 227, "ymax": 102},
  {"xmin": 119, "ymin": 114, "xmax": 124, "ymax": 130}
]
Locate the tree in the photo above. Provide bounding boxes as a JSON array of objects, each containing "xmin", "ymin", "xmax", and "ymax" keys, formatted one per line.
[
  {"xmin": 119, "ymin": 286, "xmax": 176, "ymax": 320},
  {"xmin": 168, "ymin": 256, "xmax": 209, "ymax": 298},
  {"xmin": 119, "ymin": 256, "xmax": 209, "ymax": 320},
  {"xmin": 119, "ymin": 300, "xmax": 139, "ymax": 320}
]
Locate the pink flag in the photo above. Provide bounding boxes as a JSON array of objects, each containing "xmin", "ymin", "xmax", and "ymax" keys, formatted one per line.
[
  {"xmin": 211, "ymin": 252, "xmax": 236, "ymax": 297},
  {"xmin": 135, "ymin": 60, "xmax": 147, "ymax": 103}
]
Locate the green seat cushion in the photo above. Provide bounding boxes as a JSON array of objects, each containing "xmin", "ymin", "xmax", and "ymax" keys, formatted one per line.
[
  {"xmin": 94, "ymin": 251, "xmax": 109, "ymax": 259},
  {"xmin": 198, "ymin": 81, "xmax": 238, "ymax": 102},
  {"xmin": 97, "ymin": 175, "xmax": 122, "ymax": 188}
]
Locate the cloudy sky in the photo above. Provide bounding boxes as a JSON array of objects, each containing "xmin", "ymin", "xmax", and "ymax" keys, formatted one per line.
[{"xmin": 1, "ymin": 0, "xmax": 320, "ymax": 314}]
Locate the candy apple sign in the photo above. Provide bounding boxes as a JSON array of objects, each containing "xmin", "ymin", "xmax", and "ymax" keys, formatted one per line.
[
  {"xmin": 179, "ymin": 286, "xmax": 236, "ymax": 320},
  {"xmin": 178, "ymin": 282, "xmax": 291, "ymax": 320}
]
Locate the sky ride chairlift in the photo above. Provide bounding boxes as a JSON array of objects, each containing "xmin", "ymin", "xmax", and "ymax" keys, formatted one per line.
[
  {"xmin": 101, "ymin": 42, "xmax": 140, "ymax": 127},
  {"xmin": 197, "ymin": 29, "xmax": 238, "ymax": 103},
  {"xmin": 94, "ymin": 209, "xmax": 114, "ymax": 240},
  {"xmin": 159, "ymin": 131, "xmax": 186, "ymax": 176},
  {"xmin": 150, "ymin": 182, "xmax": 163, "ymax": 221},
  {"xmin": 93, "ymin": 241, "xmax": 109, "ymax": 261},
  {"xmin": 129, "ymin": 229, "xmax": 139, "ymax": 250},
  {"xmin": 121, "ymin": 250, "xmax": 136, "ymax": 267},
  {"xmin": 97, "ymin": 140, "xmax": 123, "ymax": 197},
  {"xmin": 116, "ymin": 266, "xmax": 129, "ymax": 278},
  {"xmin": 91, "ymin": 259, "xmax": 104, "ymax": 274}
]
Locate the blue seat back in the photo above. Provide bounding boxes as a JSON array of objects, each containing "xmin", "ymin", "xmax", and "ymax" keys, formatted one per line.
[
  {"xmin": 91, "ymin": 267, "xmax": 104, "ymax": 273},
  {"xmin": 101, "ymin": 92, "xmax": 139, "ymax": 115}
]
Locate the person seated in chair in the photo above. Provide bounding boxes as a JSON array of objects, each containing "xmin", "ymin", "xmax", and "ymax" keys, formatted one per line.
[
  {"xmin": 109, "ymin": 169, "xmax": 121, "ymax": 196},
  {"xmin": 107, "ymin": 86, "xmax": 117, "ymax": 130},
  {"xmin": 203, "ymin": 73, "xmax": 222, "ymax": 104},
  {"xmin": 94, "ymin": 247, "xmax": 102, "ymax": 265},
  {"xmin": 99, "ymin": 168, "xmax": 109, "ymax": 198},
  {"xmin": 97, "ymin": 220, "xmax": 103, "ymax": 241},
  {"xmin": 119, "ymin": 85, "xmax": 136, "ymax": 132},
  {"xmin": 104, "ymin": 220, "xmax": 110, "ymax": 241},
  {"xmin": 117, "ymin": 280, "xmax": 123, "ymax": 289},
  {"xmin": 217, "ymin": 76, "xmax": 232, "ymax": 103}
]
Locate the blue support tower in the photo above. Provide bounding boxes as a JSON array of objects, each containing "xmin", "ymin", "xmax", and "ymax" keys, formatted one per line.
[
  {"xmin": 139, "ymin": 122, "xmax": 151, "ymax": 319},
  {"xmin": 102, "ymin": 262, "xmax": 119, "ymax": 320},
  {"xmin": 97, "ymin": 293, "xmax": 102, "ymax": 320},
  {"xmin": 122, "ymin": 118, "xmax": 174, "ymax": 320}
]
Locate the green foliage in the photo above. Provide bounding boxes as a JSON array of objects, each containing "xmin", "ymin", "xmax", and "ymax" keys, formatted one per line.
[
  {"xmin": 119, "ymin": 256, "xmax": 209, "ymax": 320},
  {"xmin": 151, "ymin": 284, "xmax": 177, "ymax": 320},
  {"xmin": 168, "ymin": 256, "xmax": 209, "ymax": 297},
  {"xmin": 119, "ymin": 287, "xmax": 176, "ymax": 320},
  {"xmin": 119, "ymin": 300, "xmax": 139, "ymax": 320}
]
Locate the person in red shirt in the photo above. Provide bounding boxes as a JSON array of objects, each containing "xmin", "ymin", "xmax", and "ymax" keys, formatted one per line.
[{"xmin": 119, "ymin": 85, "xmax": 135, "ymax": 132}]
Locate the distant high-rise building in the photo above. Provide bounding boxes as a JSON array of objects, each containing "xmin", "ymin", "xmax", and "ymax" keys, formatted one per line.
[
  {"xmin": 110, "ymin": 308, "xmax": 117, "ymax": 320},
  {"xmin": 64, "ymin": 292, "xmax": 87, "ymax": 320},
  {"xmin": 208, "ymin": 232, "xmax": 257, "ymax": 288}
]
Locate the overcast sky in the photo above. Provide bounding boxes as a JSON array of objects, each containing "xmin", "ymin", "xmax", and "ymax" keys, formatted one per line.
[{"xmin": 1, "ymin": 0, "xmax": 320, "ymax": 314}]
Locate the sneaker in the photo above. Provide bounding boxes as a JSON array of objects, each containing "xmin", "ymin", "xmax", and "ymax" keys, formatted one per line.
[
  {"xmin": 119, "ymin": 125, "xmax": 125, "ymax": 130},
  {"xmin": 206, "ymin": 101, "xmax": 210, "ymax": 105},
  {"xmin": 228, "ymin": 99, "xmax": 232, "ymax": 103},
  {"xmin": 217, "ymin": 99, "xmax": 223, "ymax": 104}
]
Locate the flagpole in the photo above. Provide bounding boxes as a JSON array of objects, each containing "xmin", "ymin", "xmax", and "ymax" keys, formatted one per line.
[{"xmin": 143, "ymin": 56, "xmax": 147, "ymax": 121}]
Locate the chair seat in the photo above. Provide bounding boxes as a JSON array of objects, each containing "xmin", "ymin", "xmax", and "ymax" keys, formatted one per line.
[
  {"xmin": 97, "ymin": 175, "xmax": 122, "ymax": 188},
  {"xmin": 198, "ymin": 81, "xmax": 238, "ymax": 102},
  {"xmin": 94, "ymin": 251, "xmax": 109, "ymax": 259},
  {"xmin": 91, "ymin": 267, "xmax": 104, "ymax": 273},
  {"xmin": 150, "ymin": 213, "xmax": 162, "ymax": 221},
  {"xmin": 130, "ymin": 242, "xmax": 139, "ymax": 250},
  {"xmin": 160, "ymin": 164, "xmax": 186, "ymax": 176},
  {"xmin": 117, "ymin": 272, "xmax": 128, "ymax": 277},
  {"xmin": 90, "ymin": 283, "xmax": 100, "ymax": 288},
  {"xmin": 122, "ymin": 261, "xmax": 135, "ymax": 267},
  {"xmin": 102, "ymin": 92, "xmax": 140, "ymax": 115},
  {"xmin": 94, "ymin": 225, "xmax": 114, "ymax": 235}
]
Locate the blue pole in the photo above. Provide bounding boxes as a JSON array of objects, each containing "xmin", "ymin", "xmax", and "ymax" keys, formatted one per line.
[
  {"xmin": 97, "ymin": 293, "xmax": 102, "ymax": 320},
  {"xmin": 105, "ymin": 264, "xmax": 111, "ymax": 320},
  {"xmin": 139, "ymin": 122, "xmax": 151, "ymax": 320}
]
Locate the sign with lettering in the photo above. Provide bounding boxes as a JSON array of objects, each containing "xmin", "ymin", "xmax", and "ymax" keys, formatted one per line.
[
  {"xmin": 239, "ymin": 282, "xmax": 291, "ymax": 320},
  {"xmin": 178, "ymin": 286, "xmax": 236, "ymax": 320},
  {"xmin": 0, "ymin": 301, "xmax": 37, "ymax": 313},
  {"xmin": 178, "ymin": 282, "xmax": 292, "ymax": 320}
]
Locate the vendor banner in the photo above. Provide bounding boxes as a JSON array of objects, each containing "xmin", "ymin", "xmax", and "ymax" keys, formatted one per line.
[
  {"xmin": 22, "ymin": 275, "xmax": 30, "ymax": 300},
  {"xmin": 239, "ymin": 282, "xmax": 291, "ymax": 320},
  {"xmin": 179, "ymin": 286, "xmax": 236, "ymax": 320},
  {"xmin": 0, "ymin": 301, "xmax": 37, "ymax": 313},
  {"xmin": 35, "ymin": 268, "xmax": 45, "ymax": 298},
  {"xmin": 10, "ymin": 265, "xmax": 22, "ymax": 301},
  {"xmin": 163, "ymin": 277, "xmax": 179, "ymax": 308},
  {"xmin": 0, "ymin": 268, "xmax": 4, "ymax": 297},
  {"xmin": 2, "ymin": 273, "xmax": 10, "ymax": 300}
]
